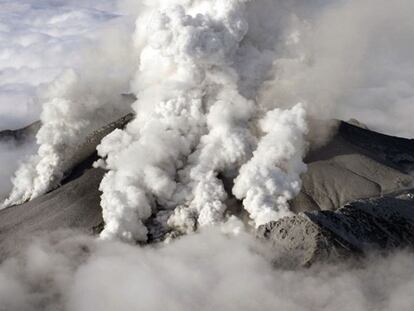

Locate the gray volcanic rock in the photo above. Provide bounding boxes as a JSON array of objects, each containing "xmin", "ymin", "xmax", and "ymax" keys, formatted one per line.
[
  {"xmin": 290, "ymin": 121, "xmax": 414, "ymax": 213},
  {"xmin": 339, "ymin": 122, "xmax": 414, "ymax": 173},
  {"xmin": 0, "ymin": 168, "xmax": 104, "ymax": 259},
  {"xmin": 0, "ymin": 121, "xmax": 40, "ymax": 144},
  {"xmin": 306, "ymin": 121, "xmax": 414, "ymax": 173},
  {"xmin": 259, "ymin": 190, "xmax": 414, "ymax": 266},
  {"xmin": 257, "ymin": 121, "xmax": 414, "ymax": 266},
  {"xmin": 306, "ymin": 194, "xmax": 414, "ymax": 251},
  {"xmin": 257, "ymin": 215, "xmax": 350, "ymax": 267}
]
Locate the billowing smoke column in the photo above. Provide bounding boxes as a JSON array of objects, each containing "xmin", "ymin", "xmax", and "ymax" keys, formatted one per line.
[
  {"xmin": 3, "ymin": 0, "xmax": 414, "ymax": 228},
  {"xmin": 3, "ymin": 11, "xmax": 136, "ymax": 207},
  {"xmin": 97, "ymin": 0, "xmax": 309, "ymax": 242},
  {"xmin": 4, "ymin": 70, "xmax": 129, "ymax": 206},
  {"xmin": 233, "ymin": 104, "xmax": 308, "ymax": 227},
  {"xmin": 2, "ymin": 0, "xmax": 311, "ymax": 239}
]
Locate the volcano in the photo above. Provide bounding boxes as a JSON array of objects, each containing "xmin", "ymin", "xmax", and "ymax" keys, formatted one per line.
[{"xmin": 1, "ymin": 116, "xmax": 413, "ymax": 264}]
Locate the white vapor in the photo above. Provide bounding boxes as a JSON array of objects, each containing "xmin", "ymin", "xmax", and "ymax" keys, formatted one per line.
[
  {"xmin": 95, "ymin": 0, "xmax": 414, "ymax": 240},
  {"xmin": 3, "ymin": 1, "xmax": 137, "ymax": 206},
  {"xmin": 233, "ymin": 104, "xmax": 308, "ymax": 227},
  {"xmin": 0, "ymin": 140, "xmax": 36, "ymax": 204},
  {"xmin": 1, "ymin": 0, "xmax": 413, "ymax": 239},
  {"xmin": 97, "ymin": 0, "xmax": 312, "ymax": 241},
  {"xmin": 258, "ymin": 0, "xmax": 414, "ymax": 138},
  {"xmin": 0, "ymin": 0, "xmax": 133, "ymax": 204},
  {"xmin": 1, "ymin": 229, "xmax": 414, "ymax": 311},
  {"xmin": 0, "ymin": 0, "xmax": 413, "ymax": 255},
  {"xmin": 5, "ymin": 67, "xmax": 130, "ymax": 206}
]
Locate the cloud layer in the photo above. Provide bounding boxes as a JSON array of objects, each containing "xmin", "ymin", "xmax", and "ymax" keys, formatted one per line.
[{"xmin": 1, "ymin": 229, "xmax": 414, "ymax": 311}]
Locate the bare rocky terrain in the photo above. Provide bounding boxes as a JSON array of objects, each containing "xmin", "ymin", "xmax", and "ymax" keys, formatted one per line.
[{"xmin": 1, "ymin": 116, "xmax": 413, "ymax": 264}]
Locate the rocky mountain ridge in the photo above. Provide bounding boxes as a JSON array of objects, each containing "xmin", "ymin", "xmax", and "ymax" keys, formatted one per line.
[{"xmin": 0, "ymin": 116, "xmax": 413, "ymax": 264}]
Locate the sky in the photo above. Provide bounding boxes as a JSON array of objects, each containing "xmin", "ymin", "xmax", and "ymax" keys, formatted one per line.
[{"xmin": 0, "ymin": 0, "xmax": 122, "ymax": 130}]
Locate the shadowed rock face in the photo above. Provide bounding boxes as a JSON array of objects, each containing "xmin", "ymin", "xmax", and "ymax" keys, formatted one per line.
[
  {"xmin": 0, "ymin": 168, "xmax": 104, "ymax": 259},
  {"xmin": 290, "ymin": 122, "xmax": 413, "ymax": 213},
  {"xmin": 0, "ymin": 121, "xmax": 40, "ymax": 144},
  {"xmin": 0, "ymin": 114, "xmax": 133, "ymax": 259},
  {"xmin": 0, "ymin": 117, "xmax": 413, "ymax": 263},
  {"xmin": 259, "ymin": 122, "xmax": 414, "ymax": 265},
  {"xmin": 306, "ymin": 121, "xmax": 414, "ymax": 174},
  {"xmin": 307, "ymin": 194, "xmax": 414, "ymax": 251},
  {"xmin": 258, "ymin": 191, "xmax": 414, "ymax": 266}
]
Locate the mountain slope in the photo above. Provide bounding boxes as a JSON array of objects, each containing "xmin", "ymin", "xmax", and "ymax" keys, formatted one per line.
[{"xmin": 0, "ymin": 117, "xmax": 413, "ymax": 262}]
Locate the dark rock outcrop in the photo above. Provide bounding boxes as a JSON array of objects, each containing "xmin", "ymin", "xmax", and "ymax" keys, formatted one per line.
[
  {"xmin": 257, "ymin": 121, "xmax": 414, "ymax": 266},
  {"xmin": 290, "ymin": 121, "xmax": 414, "ymax": 213},
  {"xmin": 0, "ymin": 121, "xmax": 40, "ymax": 144},
  {"xmin": 259, "ymin": 190, "xmax": 414, "ymax": 266}
]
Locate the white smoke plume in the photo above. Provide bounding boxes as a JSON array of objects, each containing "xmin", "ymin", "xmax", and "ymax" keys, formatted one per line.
[
  {"xmin": 233, "ymin": 103, "xmax": 308, "ymax": 227},
  {"xmin": 5, "ymin": 69, "xmax": 130, "ymax": 206},
  {"xmin": 96, "ymin": 0, "xmax": 414, "ymax": 241},
  {"xmin": 3, "ymin": 6, "xmax": 137, "ymax": 206},
  {"xmin": 0, "ymin": 140, "xmax": 36, "ymax": 204},
  {"xmin": 96, "ymin": 0, "xmax": 312, "ymax": 241},
  {"xmin": 1, "ymin": 229, "xmax": 414, "ymax": 311}
]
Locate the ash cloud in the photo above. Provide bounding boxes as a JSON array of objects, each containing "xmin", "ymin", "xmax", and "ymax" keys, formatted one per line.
[
  {"xmin": 98, "ymin": 0, "xmax": 414, "ymax": 241},
  {"xmin": 0, "ymin": 229, "xmax": 414, "ymax": 311},
  {"xmin": 97, "ymin": 0, "xmax": 313, "ymax": 242},
  {"xmin": 4, "ymin": 0, "xmax": 414, "ymax": 239}
]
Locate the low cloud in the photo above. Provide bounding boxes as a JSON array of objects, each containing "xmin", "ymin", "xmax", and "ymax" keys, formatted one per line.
[{"xmin": 0, "ymin": 229, "xmax": 413, "ymax": 311}]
